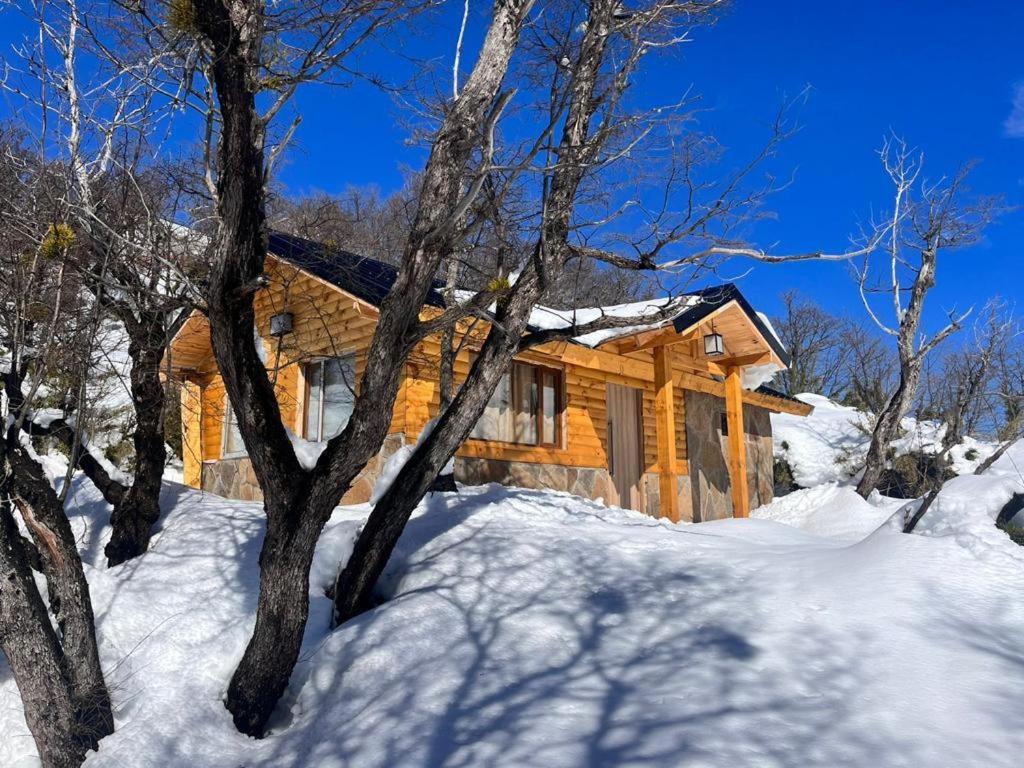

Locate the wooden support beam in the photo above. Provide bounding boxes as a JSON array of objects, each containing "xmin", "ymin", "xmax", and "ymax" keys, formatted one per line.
[
  {"xmin": 653, "ymin": 345, "xmax": 680, "ymax": 522},
  {"xmin": 724, "ymin": 365, "xmax": 750, "ymax": 518},
  {"xmin": 181, "ymin": 380, "xmax": 203, "ymax": 489}
]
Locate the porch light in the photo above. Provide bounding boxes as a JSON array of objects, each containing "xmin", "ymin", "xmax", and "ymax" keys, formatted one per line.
[
  {"xmin": 703, "ymin": 324, "xmax": 724, "ymax": 357},
  {"xmin": 269, "ymin": 312, "xmax": 294, "ymax": 337}
]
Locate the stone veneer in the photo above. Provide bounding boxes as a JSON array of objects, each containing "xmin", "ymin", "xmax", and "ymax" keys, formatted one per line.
[
  {"xmin": 201, "ymin": 399, "xmax": 774, "ymax": 524},
  {"xmin": 454, "ymin": 457, "xmax": 615, "ymax": 504},
  {"xmin": 201, "ymin": 433, "xmax": 406, "ymax": 504},
  {"xmin": 684, "ymin": 389, "xmax": 774, "ymax": 521}
]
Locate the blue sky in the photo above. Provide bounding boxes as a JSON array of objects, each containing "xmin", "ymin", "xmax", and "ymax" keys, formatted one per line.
[{"xmin": 2, "ymin": 1, "xmax": 1021, "ymax": 332}]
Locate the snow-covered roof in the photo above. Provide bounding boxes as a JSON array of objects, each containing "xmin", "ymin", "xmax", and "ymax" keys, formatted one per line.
[
  {"xmin": 524, "ymin": 296, "xmax": 700, "ymax": 348},
  {"xmin": 268, "ymin": 234, "xmax": 791, "ymax": 364}
]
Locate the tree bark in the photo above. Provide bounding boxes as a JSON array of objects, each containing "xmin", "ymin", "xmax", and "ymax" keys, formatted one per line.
[
  {"xmin": 333, "ymin": 0, "xmax": 618, "ymax": 623},
  {"xmin": 105, "ymin": 316, "xmax": 167, "ymax": 566},
  {"xmin": 5, "ymin": 445, "xmax": 114, "ymax": 742},
  {"xmin": 856, "ymin": 366, "xmax": 919, "ymax": 498},
  {"xmin": 190, "ymin": 0, "xmax": 536, "ymax": 736},
  {"xmin": 0, "ymin": 502, "xmax": 88, "ymax": 768}
]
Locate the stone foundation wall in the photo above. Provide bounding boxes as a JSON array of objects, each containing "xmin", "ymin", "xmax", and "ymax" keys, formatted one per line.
[
  {"xmin": 201, "ymin": 433, "xmax": 406, "ymax": 503},
  {"xmin": 455, "ymin": 457, "xmax": 615, "ymax": 504},
  {"xmin": 684, "ymin": 390, "xmax": 774, "ymax": 521}
]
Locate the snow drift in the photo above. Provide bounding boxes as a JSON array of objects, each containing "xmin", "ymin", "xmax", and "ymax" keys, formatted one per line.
[{"xmin": 3, "ymin": 474, "xmax": 1023, "ymax": 767}]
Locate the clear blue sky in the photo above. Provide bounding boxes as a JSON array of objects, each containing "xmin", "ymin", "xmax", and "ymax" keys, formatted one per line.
[
  {"xmin": 2, "ymin": 1, "xmax": 1021, "ymax": 333},
  {"xmin": 271, "ymin": 1, "xmax": 1024, "ymax": 333}
]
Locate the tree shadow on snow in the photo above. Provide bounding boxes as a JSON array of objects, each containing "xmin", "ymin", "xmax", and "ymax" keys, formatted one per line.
[{"xmin": 254, "ymin": 487, "xmax": 920, "ymax": 768}]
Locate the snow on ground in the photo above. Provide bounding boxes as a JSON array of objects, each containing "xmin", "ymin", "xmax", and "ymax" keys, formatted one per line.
[
  {"xmin": 752, "ymin": 483, "xmax": 905, "ymax": 541},
  {"xmin": 772, "ymin": 393, "xmax": 996, "ymax": 488},
  {"xmin": 3, "ymin": 475, "xmax": 1024, "ymax": 767}
]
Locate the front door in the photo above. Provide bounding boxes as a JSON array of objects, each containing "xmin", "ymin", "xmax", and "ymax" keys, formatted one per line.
[{"xmin": 606, "ymin": 383, "xmax": 644, "ymax": 512}]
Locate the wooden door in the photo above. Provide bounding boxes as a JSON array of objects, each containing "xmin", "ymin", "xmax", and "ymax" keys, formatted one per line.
[{"xmin": 606, "ymin": 383, "xmax": 644, "ymax": 512}]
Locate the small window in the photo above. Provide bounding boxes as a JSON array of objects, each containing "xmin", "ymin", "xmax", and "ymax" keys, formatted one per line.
[
  {"xmin": 719, "ymin": 412, "xmax": 729, "ymax": 436},
  {"xmin": 222, "ymin": 397, "xmax": 247, "ymax": 457},
  {"xmin": 304, "ymin": 355, "xmax": 356, "ymax": 442},
  {"xmin": 470, "ymin": 360, "xmax": 563, "ymax": 447}
]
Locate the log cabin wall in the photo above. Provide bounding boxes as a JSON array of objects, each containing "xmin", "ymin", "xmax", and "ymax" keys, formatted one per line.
[
  {"xmin": 174, "ymin": 256, "xmax": 800, "ymax": 517},
  {"xmin": 187, "ymin": 260, "xmax": 407, "ymax": 502}
]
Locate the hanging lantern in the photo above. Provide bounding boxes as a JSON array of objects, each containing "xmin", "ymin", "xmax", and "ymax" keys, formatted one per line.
[{"xmin": 703, "ymin": 323, "xmax": 724, "ymax": 357}]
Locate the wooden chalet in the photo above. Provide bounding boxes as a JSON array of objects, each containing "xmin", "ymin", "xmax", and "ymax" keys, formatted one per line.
[{"xmin": 168, "ymin": 232, "xmax": 812, "ymax": 522}]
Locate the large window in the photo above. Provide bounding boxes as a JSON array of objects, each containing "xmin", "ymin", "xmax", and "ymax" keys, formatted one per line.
[
  {"xmin": 304, "ymin": 355, "xmax": 356, "ymax": 442},
  {"xmin": 222, "ymin": 397, "xmax": 246, "ymax": 457},
  {"xmin": 470, "ymin": 361, "xmax": 563, "ymax": 446}
]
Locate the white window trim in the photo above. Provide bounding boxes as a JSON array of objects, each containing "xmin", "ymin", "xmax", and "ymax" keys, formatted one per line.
[
  {"xmin": 221, "ymin": 393, "xmax": 248, "ymax": 459},
  {"xmin": 303, "ymin": 352, "xmax": 357, "ymax": 443}
]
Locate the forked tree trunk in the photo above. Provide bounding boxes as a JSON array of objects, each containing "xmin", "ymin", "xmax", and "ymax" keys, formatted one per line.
[
  {"xmin": 189, "ymin": 0, "xmax": 536, "ymax": 737},
  {"xmin": 0, "ymin": 502, "xmax": 88, "ymax": 768}
]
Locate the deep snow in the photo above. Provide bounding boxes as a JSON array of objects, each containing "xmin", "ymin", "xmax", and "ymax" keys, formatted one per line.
[
  {"xmin": 3, "ymin": 461, "xmax": 1024, "ymax": 767},
  {"xmin": 772, "ymin": 393, "xmax": 996, "ymax": 488}
]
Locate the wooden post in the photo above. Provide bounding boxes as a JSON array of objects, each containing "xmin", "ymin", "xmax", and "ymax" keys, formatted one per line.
[
  {"xmin": 653, "ymin": 345, "xmax": 680, "ymax": 522},
  {"xmin": 181, "ymin": 379, "xmax": 203, "ymax": 489},
  {"xmin": 724, "ymin": 365, "xmax": 750, "ymax": 518}
]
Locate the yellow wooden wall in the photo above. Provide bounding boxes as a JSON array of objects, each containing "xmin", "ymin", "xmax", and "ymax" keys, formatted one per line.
[
  {"xmin": 399, "ymin": 333, "xmax": 691, "ymax": 476},
  {"xmin": 192, "ymin": 261, "xmax": 405, "ymax": 463},
  {"xmin": 178, "ymin": 258, "xmax": 811, "ymax": 481}
]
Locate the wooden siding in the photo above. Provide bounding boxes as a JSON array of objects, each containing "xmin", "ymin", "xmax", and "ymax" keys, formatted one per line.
[
  {"xmin": 170, "ymin": 255, "xmax": 809, "ymax": 488},
  {"xmin": 185, "ymin": 259, "xmax": 405, "ymax": 465}
]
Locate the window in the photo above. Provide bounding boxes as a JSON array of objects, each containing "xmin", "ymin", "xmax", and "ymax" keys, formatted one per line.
[
  {"xmin": 719, "ymin": 411, "xmax": 729, "ymax": 436},
  {"xmin": 304, "ymin": 355, "xmax": 356, "ymax": 442},
  {"xmin": 222, "ymin": 397, "xmax": 247, "ymax": 457},
  {"xmin": 470, "ymin": 361, "xmax": 563, "ymax": 446}
]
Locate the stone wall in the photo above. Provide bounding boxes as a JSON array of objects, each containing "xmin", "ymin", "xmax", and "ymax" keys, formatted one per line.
[
  {"xmin": 684, "ymin": 390, "xmax": 774, "ymax": 521},
  {"xmin": 455, "ymin": 457, "xmax": 614, "ymax": 504},
  {"xmin": 201, "ymin": 433, "xmax": 406, "ymax": 504}
]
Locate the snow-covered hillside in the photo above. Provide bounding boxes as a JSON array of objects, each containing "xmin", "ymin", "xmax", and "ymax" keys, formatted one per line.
[
  {"xmin": 3, "ymin": 472, "xmax": 1023, "ymax": 767},
  {"xmin": 772, "ymin": 393, "xmax": 996, "ymax": 488}
]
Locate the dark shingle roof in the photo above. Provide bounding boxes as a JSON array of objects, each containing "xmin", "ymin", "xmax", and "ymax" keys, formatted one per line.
[
  {"xmin": 268, "ymin": 232, "xmax": 788, "ymax": 365},
  {"xmin": 267, "ymin": 231, "xmax": 445, "ymax": 309}
]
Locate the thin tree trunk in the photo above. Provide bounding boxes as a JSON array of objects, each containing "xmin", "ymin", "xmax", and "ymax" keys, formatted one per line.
[
  {"xmin": 0, "ymin": 502, "xmax": 88, "ymax": 768},
  {"xmin": 105, "ymin": 318, "xmax": 167, "ymax": 566},
  {"xmin": 856, "ymin": 365, "xmax": 920, "ymax": 498}
]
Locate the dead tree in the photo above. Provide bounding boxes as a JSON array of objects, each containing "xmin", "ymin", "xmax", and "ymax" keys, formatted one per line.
[
  {"xmin": 854, "ymin": 138, "xmax": 1002, "ymax": 498},
  {"xmin": 0, "ymin": 134, "xmax": 113, "ymax": 764},
  {"xmin": 5, "ymin": 0, "xmax": 204, "ymax": 565},
  {"xmin": 903, "ymin": 303, "xmax": 1015, "ymax": 532}
]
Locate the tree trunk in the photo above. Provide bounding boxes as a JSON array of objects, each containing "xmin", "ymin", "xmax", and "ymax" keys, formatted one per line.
[
  {"xmin": 856, "ymin": 365, "xmax": 920, "ymax": 498},
  {"xmin": 105, "ymin": 319, "xmax": 167, "ymax": 566},
  {"xmin": 0, "ymin": 502, "xmax": 88, "ymax": 768},
  {"xmin": 224, "ymin": 491, "xmax": 328, "ymax": 736},
  {"xmin": 6, "ymin": 444, "xmax": 114, "ymax": 742}
]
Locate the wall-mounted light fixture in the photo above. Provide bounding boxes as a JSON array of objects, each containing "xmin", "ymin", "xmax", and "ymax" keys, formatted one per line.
[{"xmin": 269, "ymin": 312, "xmax": 294, "ymax": 337}]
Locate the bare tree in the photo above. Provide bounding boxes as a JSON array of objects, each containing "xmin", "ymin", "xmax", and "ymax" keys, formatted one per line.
[
  {"xmin": 774, "ymin": 290, "xmax": 847, "ymax": 397},
  {"xmin": 854, "ymin": 138, "xmax": 1002, "ymax": 498},
  {"xmin": 0, "ymin": 128, "xmax": 114, "ymax": 766},
  {"xmin": 5, "ymin": 0, "xmax": 205, "ymax": 565},
  {"xmin": 903, "ymin": 302, "xmax": 1016, "ymax": 531},
  {"xmin": 974, "ymin": 329, "xmax": 1024, "ymax": 475}
]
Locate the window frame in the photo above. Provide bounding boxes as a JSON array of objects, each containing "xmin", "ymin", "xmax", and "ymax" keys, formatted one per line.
[
  {"xmin": 221, "ymin": 394, "xmax": 248, "ymax": 459},
  {"xmin": 303, "ymin": 353, "xmax": 357, "ymax": 443},
  {"xmin": 469, "ymin": 359, "xmax": 565, "ymax": 448}
]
